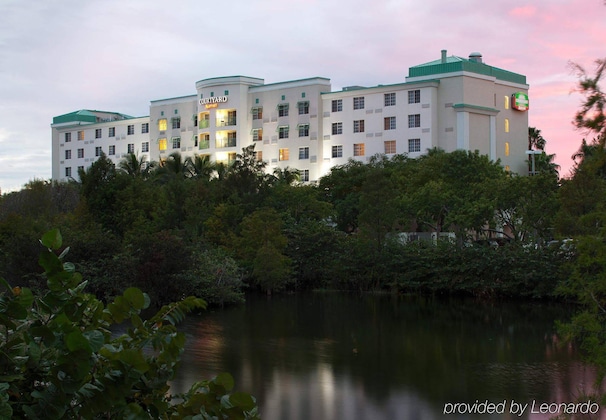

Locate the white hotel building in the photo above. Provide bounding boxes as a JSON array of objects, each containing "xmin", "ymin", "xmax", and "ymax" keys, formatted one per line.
[{"xmin": 51, "ymin": 50, "xmax": 529, "ymax": 183}]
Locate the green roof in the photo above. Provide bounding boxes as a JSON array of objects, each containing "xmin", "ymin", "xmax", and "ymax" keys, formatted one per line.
[
  {"xmin": 409, "ymin": 55, "xmax": 526, "ymax": 85},
  {"xmin": 52, "ymin": 110, "xmax": 135, "ymax": 125}
]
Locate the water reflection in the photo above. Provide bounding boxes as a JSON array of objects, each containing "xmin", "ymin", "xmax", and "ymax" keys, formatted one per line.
[{"xmin": 172, "ymin": 294, "xmax": 601, "ymax": 419}]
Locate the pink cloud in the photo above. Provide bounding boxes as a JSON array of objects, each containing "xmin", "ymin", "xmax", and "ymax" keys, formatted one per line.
[{"xmin": 509, "ymin": 5, "xmax": 537, "ymax": 18}]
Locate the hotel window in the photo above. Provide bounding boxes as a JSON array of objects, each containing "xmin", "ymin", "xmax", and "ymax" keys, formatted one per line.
[
  {"xmin": 353, "ymin": 120, "xmax": 365, "ymax": 133},
  {"xmin": 353, "ymin": 143, "xmax": 365, "ymax": 157},
  {"xmin": 278, "ymin": 126, "xmax": 289, "ymax": 139},
  {"xmin": 332, "ymin": 122, "xmax": 343, "ymax": 135},
  {"xmin": 300, "ymin": 169, "xmax": 309, "ymax": 182},
  {"xmin": 77, "ymin": 131, "xmax": 84, "ymax": 141},
  {"xmin": 252, "ymin": 107, "xmax": 263, "ymax": 120},
  {"xmin": 505, "ymin": 142, "xmax": 510, "ymax": 156},
  {"xmin": 297, "ymin": 101, "xmax": 309, "ymax": 115},
  {"xmin": 127, "ymin": 143, "xmax": 135, "ymax": 154},
  {"xmin": 95, "ymin": 146, "xmax": 102, "ymax": 157},
  {"xmin": 159, "ymin": 138, "xmax": 167, "ymax": 151},
  {"xmin": 227, "ymin": 132, "xmax": 237, "ymax": 147},
  {"xmin": 384, "ymin": 92, "xmax": 396, "ymax": 106},
  {"xmin": 299, "ymin": 147, "xmax": 309, "ymax": 160},
  {"xmin": 65, "ymin": 149, "xmax": 71, "ymax": 160},
  {"xmin": 408, "ymin": 114, "xmax": 420, "ymax": 128},
  {"xmin": 78, "ymin": 166, "xmax": 84, "ymax": 173},
  {"xmin": 127, "ymin": 125, "xmax": 134, "ymax": 135},
  {"xmin": 65, "ymin": 132, "xmax": 71, "ymax": 142},
  {"xmin": 408, "ymin": 138, "xmax": 421, "ymax": 153},
  {"xmin": 158, "ymin": 118, "xmax": 167, "ymax": 131},
  {"xmin": 384, "ymin": 140, "xmax": 396, "ymax": 154},
  {"xmin": 77, "ymin": 148, "xmax": 84, "ymax": 158},
  {"xmin": 65, "ymin": 167, "xmax": 71, "ymax": 178},
  {"xmin": 384, "ymin": 116, "xmax": 396, "ymax": 130},
  {"xmin": 353, "ymin": 96, "xmax": 365, "ymax": 110},
  {"xmin": 331, "ymin": 99, "xmax": 343, "ymax": 112},
  {"xmin": 253, "ymin": 128, "xmax": 263, "ymax": 141},
  {"xmin": 298, "ymin": 124, "xmax": 309, "ymax": 137},
  {"xmin": 332, "ymin": 145, "xmax": 343, "ymax": 158},
  {"xmin": 254, "ymin": 150, "xmax": 263, "ymax": 162},
  {"xmin": 172, "ymin": 118, "xmax": 181, "ymax": 129},
  {"xmin": 504, "ymin": 96, "xmax": 510, "ymax": 110},
  {"xmin": 172, "ymin": 137, "xmax": 181, "ymax": 149},
  {"xmin": 142, "ymin": 141, "xmax": 149, "ymax": 153},
  {"xmin": 109, "ymin": 145, "xmax": 115, "ymax": 155},
  {"xmin": 504, "ymin": 118, "xmax": 510, "ymax": 133},
  {"xmin": 224, "ymin": 90, "xmax": 229, "ymax": 96},
  {"xmin": 142, "ymin": 123, "xmax": 149, "ymax": 133},
  {"xmin": 279, "ymin": 148, "xmax": 290, "ymax": 161},
  {"xmin": 278, "ymin": 103, "xmax": 289, "ymax": 117},
  {"xmin": 108, "ymin": 127, "xmax": 115, "ymax": 137},
  {"xmin": 95, "ymin": 128, "xmax": 102, "ymax": 139},
  {"xmin": 199, "ymin": 113, "xmax": 209, "ymax": 128},
  {"xmin": 199, "ymin": 134, "xmax": 210, "ymax": 149},
  {"xmin": 408, "ymin": 89, "xmax": 420, "ymax": 104}
]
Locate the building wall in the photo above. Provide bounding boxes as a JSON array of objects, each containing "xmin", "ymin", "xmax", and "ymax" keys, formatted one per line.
[{"xmin": 50, "ymin": 51, "xmax": 530, "ymax": 183}]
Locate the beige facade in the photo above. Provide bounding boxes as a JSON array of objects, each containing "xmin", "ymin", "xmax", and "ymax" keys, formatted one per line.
[{"xmin": 51, "ymin": 50, "xmax": 529, "ymax": 183}]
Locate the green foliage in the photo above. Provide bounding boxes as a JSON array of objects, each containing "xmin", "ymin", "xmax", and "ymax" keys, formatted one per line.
[{"xmin": 0, "ymin": 229, "xmax": 258, "ymax": 419}]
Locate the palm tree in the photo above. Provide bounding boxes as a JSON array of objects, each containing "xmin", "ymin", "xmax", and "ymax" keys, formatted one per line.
[
  {"xmin": 185, "ymin": 154, "xmax": 216, "ymax": 181},
  {"xmin": 271, "ymin": 167, "xmax": 300, "ymax": 186},
  {"xmin": 528, "ymin": 127, "xmax": 546, "ymax": 150},
  {"xmin": 155, "ymin": 152, "xmax": 188, "ymax": 182},
  {"xmin": 118, "ymin": 153, "xmax": 156, "ymax": 179}
]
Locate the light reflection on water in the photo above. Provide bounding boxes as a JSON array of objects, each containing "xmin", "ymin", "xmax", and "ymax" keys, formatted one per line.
[{"xmin": 171, "ymin": 294, "xmax": 602, "ymax": 420}]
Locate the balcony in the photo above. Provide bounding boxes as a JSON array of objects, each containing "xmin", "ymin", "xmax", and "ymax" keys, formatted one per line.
[{"xmin": 216, "ymin": 116, "xmax": 237, "ymax": 127}]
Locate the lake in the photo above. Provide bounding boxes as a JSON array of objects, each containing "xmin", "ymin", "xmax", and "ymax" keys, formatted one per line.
[{"xmin": 170, "ymin": 293, "xmax": 602, "ymax": 419}]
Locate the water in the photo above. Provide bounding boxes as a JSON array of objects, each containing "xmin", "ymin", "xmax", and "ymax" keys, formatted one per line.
[{"xmin": 171, "ymin": 293, "xmax": 602, "ymax": 419}]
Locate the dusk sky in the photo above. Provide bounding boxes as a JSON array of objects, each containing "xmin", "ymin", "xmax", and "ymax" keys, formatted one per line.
[{"xmin": 0, "ymin": 0, "xmax": 604, "ymax": 192}]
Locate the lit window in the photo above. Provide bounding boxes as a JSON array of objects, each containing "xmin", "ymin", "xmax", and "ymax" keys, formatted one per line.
[
  {"xmin": 227, "ymin": 132, "xmax": 237, "ymax": 147},
  {"xmin": 253, "ymin": 128, "xmax": 263, "ymax": 141},
  {"xmin": 331, "ymin": 99, "xmax": 342, "ymax": 112},
  {"xmin": 77, "ymin": 131, "xmax": 84, "ymax": 141},
  {"xmin": 298, "ymin": 124, "xmax": 309, "ymax": 137},
  {"xmin": 142, "ymin": 123, "xmax": 149, "ymax": 133},
  {"xmin": 65, "ymin": 132, "xmax": 71, "ymax": 142},
  {"xmin": 159, "ymin": 138, "xmax": 167, "ymax": 151},
  {"xmin": 172, "ymin": 137, "xmax": 181, "ymax": 149},
  {"xmin": 65, "ymin": 149, "xmax": 71, "ymax": 160},
  {"xmin": 505, "ymin": 142, "xmax": 510, "ymax": 156},
  {"xmin": 158, "ymin": 119, "xmax": 167, "ymax": 131},
  {"xmin": 199, "ymin": 134, "xmax": 210, "ymax": 149},
  {"xmin": 353, "ymin": 120, "xmax": 365, "ymax": 133},
  {"xmin": 278, "ymin": 126, "xmax": 289, "ymax": 139},
  {"xmin": 504, "ymin": 96, "xmax": 509, "ymax": 110},
  {"xmin": 77, "ymin": 148, "xmax": 84, "ymax": 158},
  {"xmin": 95, "ymin": 146, "xmax": 102, "ymax": 157},
  {"xmin": 332, "ymin": 145, "xmax": 343, "ymax": 158},
  {"xmin": 127, "ymin": 144, "xmax": 134, "ymax": 154},
  {"xmin": 254, "ymin": 151, "xmax": 263, "ymax": 162},
  {"xmin": 332, "ymin": 122, "xmax": 343, "ymax": 135},
  {"xmin": 408, "ymin": 114, "xmax": 420, "ymax": 128},
  {"xmin": 353, "ymin": 143, "xmax": 365, "ymax": 157},
  {"xmin": 298, "ymin": 101, "xmax": 309, "ymax": 115},
  {"xmin": 252, "ymin": 107, "xmax": 263, "ymax": 120},
  {"xmin": 199, "ymin": 113, "xmax": 210, "ymax": 128},
  {"xmin": 109, "ymin": 145, "xmax": 115, "ymax": 155},
  {"xmin": 299, "ymin": 147, "xmax": 309, "ymax": 160},
  {"xmin": 279, "ymin": 148, "xmax": 290, "ymax": 161},
  {"xmin": 384, "ymin": 117, "xmax": 396, "ymax": 130},
  {"xmin": 408, "ymin": 138, "xmax": 421, "ymax": 153},
  {"xmin": 172, "ymin": 118, "xmax": 181, "ymax": 129},
  {"xmin": 278, "ymin": 103, "xmax": 289, "ymax": 117},
  {"xmin": 95, "ymin": 128, "xmax": 102, "ymax": 139},
  {"xmin": 505, "ymin": 165, "xmax": 511, "ymax": 172},
  {"xmin": 384, "ymin": 140, "xmax": 396, "ymax": 154},
  {"xmin": 353, "ymin": 97, "xmax": 365, "ymax": 110},
  {"xmin": 408, "ymin": 89, "xmax": 420, "ymax": 104},
  {"xmin": 504, "ymin": 118, "xmax": 510, "ymax": 133},
  {"xmin": 127, "ymin": 125, "xmax": 134, "ymax": 135},
  {"xmin": 108, "ymin": 127, "xmax": 115, "ymax": 137},
  {"xmin": 384, "ymin": 93, "xmax": 396, "ymax": 107}
]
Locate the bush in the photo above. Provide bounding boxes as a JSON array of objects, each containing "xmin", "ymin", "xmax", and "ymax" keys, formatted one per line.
[{"xmin": 0, "ymin": 229, "xmax": 259, "ymax": 419}]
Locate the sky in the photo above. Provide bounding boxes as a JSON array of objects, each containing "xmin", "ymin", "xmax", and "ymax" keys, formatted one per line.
[{"xmin": 0, "ymin": 0, "xmax": 605, "ymax": 192}]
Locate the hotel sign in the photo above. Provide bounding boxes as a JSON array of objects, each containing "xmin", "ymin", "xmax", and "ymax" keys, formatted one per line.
[
  {"xmin": 200, "ymin": 96, "xmax": 228, "ymax": 109},
  {"xmin": 511, "ymin": 92, "xmax": 529, "ymax": 111}
]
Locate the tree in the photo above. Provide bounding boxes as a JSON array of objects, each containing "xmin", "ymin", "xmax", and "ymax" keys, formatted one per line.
[
  {"xmin": 0, "ymin": 229, "xmax": 258, "ymax": 418},
  {"xmin": 117, "ymin": 153, "xmax": 156, "ymax": 179},
  {"xmin": 570, "ymin": 58, "xmax": 606, "ymax": 141},
  {"xmin": 186, "ymin": 153, "xmax": 216, "ymax": 181},
  {"xmin": 528, "ymin": 127, "xmax": 546, "ymax": 151}
]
